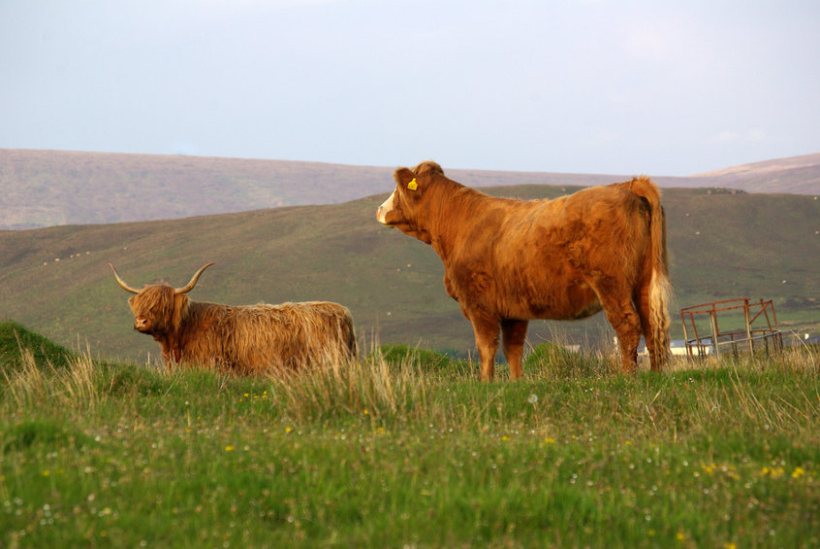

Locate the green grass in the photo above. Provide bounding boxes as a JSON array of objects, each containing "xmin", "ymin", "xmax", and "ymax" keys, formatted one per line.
[{"xmin": 1, "ymin": 326, "xmax": 817, "ymax": 547}]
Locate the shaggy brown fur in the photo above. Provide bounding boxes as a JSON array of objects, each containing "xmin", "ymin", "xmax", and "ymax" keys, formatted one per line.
[
  {"xmin": 110, "ymin": 263, "xmax": 357, "ymax": 374},
  {"xmin": 376, "ymin": 161, "xmax": 670, "ymax": 380}
]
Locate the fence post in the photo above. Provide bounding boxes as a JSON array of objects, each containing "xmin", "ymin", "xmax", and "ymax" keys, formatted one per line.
[
  {"xmin": 710, "ymin": 306, "xmax": 720, "ymax": 357},
  {"xmin": 744, "ymin": 298, "xmax": 754, "ymax": 355}
]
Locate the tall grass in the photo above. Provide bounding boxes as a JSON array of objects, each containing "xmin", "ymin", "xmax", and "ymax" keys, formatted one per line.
[
  {"xmin": 1, "ymin": 349, "xmax": 99, "ymax": 412},
  {"xmin": 265, "ymin": 349, "xmax": 433, "ymax": 422}
]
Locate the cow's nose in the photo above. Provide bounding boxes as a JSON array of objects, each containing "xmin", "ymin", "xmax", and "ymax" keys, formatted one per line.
[{"xmin": 135, "ymin": 318, "xmax": 149, "ymax": 329}]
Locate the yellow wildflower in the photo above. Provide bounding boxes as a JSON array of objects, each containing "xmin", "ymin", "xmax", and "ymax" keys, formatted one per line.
[
  {"xmin": 724, "ymin": 543, "xmax": 737, "ymax": 549},
  {"xmin": 792, "ymin": 466, "xmax": 805, "ymax": 479},
  {"xmin": 543, "ymin": 436, "xmax": 557, "ymax": 445},
  {"xmin": 759, "ymin": 465, "xmax": 785, "ymax": 478},
  {"xmin": 224, "ymin": 445, "xmax": 235, "ymax": 452},
  {"xmin": 676, "ymin": 531, "xmax": 686, "ymax": 542},
  {"xmin": 285, "ymin": 426, "xmax": 293, "ymax": 434}
]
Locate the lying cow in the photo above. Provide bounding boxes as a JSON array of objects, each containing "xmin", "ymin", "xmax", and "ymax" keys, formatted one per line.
[
  {"xmin": 110, "ymin": 262, "xmax": 357, "ymax": 373},
  {"xmin": 376, "ymin": 161, "xmax": 670, "ymax": 380}
]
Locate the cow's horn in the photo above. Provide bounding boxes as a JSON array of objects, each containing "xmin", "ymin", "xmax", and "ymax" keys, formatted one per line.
[
  {"xmin": 175, "ymin": 262, "xmax": 215, "ymax": 295},
  {"xmin": 109, "ymin": 263, "xmax": 141, "ymax": 294}
]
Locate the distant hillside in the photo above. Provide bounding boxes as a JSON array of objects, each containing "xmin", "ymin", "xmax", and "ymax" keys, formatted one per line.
[
  {"xmin": 2, "ymin": 149, "xmax": 818, "ymax": 230},
  {"xmin": 0, "ymin": 149, "xmax": 386, "ymax": 229},
  {"xmin": 1, "ymin": 184, "xmax": 817, "ymax": 363},
  {"xmin": 692, "ymin": 152, "xmax": 820, "ymax": 194}
]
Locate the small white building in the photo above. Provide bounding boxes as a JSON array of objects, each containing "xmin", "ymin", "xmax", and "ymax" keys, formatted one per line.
[{"xmin": 637, "ymin": 338, "xmax": 712, "ymax": 357}]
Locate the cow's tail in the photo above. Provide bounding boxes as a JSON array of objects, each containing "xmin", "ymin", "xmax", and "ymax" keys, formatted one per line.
[{"xmin": 630, "ymin": 176, "xmax": 671, "ymax": 370}]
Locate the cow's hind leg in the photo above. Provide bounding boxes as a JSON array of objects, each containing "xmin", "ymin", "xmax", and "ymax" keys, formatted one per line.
[
  {"xmin": 501, "ymin": 319, "xmax": 529, "ymax": 380},
  {"xmin": 635, "ymin": 279, "xmax": 662, "ymax": 372},
  {"xmin": 590, "ymin": 278, "xmax": 642, "ymax": 373},
  {"xmin": 469, "ymin": 314, "xmax": 500, "ymax": 382}
]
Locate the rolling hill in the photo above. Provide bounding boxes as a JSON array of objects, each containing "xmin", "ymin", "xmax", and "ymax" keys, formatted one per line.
[
  {"xmin": 1, "ymin": 184, "xmax": 817, "ymax": 363},
  {"xmin": 695, "ymin": 152, "xmax": 820, "ymax": 194},
  {"xmin": 2, "ymin": 148, "xmax": 818, "ymax": 230}
]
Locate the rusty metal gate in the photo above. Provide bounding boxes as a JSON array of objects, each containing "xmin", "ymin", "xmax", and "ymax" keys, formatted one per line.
[{"xmin": 680, "ymin": 298, "xmax": 783, "ymax": 359}]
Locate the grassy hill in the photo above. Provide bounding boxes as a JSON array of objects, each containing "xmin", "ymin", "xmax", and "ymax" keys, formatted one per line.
[
  {"xmin": 1, "ymin": 183, "xmax": 817, "ymax": 363},
  {"xmin": 0, "ymin": 321, "xmax": 73, "ymax": 371},
  {"xmin": 2, "ymin": 148, "xmax": 819, "ymax": 230}
]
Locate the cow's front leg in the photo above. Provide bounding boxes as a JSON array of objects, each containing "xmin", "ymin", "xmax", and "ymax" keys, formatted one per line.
[
  {"xmin": 469, "ymin": 314, "xmax": 500, "ymax": 382},
  {"xmin": 501, "ymin": 319, "xmax": 529, "ymax": 380}
]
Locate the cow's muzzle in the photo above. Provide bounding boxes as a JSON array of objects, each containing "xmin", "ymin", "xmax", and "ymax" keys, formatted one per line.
[
  {"xmin": 134, "ymin": 318, "xmax": 152, "ymax": 333},
  {"xmin": 377, "ymin": 192, "xmax": 396, "ymax": 225}
]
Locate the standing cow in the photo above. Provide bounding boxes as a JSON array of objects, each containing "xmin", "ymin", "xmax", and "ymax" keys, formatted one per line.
[
  {"xmin": 376, "ymin": 161, "xmax": 670, "ymax": 380},
  {"xmin": 110, "ymin": 262, "xmax": 357, "ymax": 373}
]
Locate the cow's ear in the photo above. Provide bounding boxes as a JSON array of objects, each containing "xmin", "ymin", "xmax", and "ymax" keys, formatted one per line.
[{"xmin": 393, "ymin": 167, "xmax": 415, "ymax": 188}]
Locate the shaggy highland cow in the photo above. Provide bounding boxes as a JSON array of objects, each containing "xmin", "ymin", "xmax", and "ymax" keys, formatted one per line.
[
  {"xmin": 377, "ymin": 161, "xmax": 671, "ymax": 380},
  {"xmin": 110, "ymin": 262, "xmax": 357, "ymax": 373}
]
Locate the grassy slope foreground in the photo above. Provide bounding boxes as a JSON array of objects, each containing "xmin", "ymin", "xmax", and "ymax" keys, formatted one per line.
[
  {"xmin": 0, "ymin": 185, "xmax": 818, "ymax": 364},
  {"xmin": 0, "ymin": 323, "xmax": 818, "ymax": 547}
]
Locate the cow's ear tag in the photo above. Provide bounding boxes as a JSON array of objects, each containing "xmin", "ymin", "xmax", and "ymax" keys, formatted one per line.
[{"xmin": 407, "ymin": 178, "xmax": 418, "ymax": 191}]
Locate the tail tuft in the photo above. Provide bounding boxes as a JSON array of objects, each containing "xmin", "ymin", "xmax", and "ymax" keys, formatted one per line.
[{"xmin": 649, "ymin": 270, "xmax": 672, "ymax": 367}]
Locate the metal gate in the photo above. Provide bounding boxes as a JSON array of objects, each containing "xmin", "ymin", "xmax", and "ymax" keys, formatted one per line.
[{"xmin": 680, "ymin": 298, "xmax": 783, "ymax": 359}]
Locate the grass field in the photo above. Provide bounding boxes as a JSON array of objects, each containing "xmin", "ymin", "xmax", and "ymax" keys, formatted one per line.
[{"xmin": 1, "ymin": 322, "xmax": 817, "ymax": 547}]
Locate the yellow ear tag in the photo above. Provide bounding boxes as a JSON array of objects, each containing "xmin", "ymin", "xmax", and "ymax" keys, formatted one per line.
[{"xmin": 407, "ymin": 178, "xmax": 418, "ymax": 191}]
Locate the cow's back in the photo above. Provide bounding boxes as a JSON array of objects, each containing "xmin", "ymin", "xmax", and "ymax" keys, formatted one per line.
[
  {"xmin": 224, "ymin": 301, "xmax": 356, "ymax": 372},
  {"xmin": 444, "ymin": 182, "xmax": 650, "ymax": 320}
]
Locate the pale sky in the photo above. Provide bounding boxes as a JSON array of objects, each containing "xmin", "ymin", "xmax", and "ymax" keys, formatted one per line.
[{"xmin": 1, "ymin": 0, "xmax": 818, "ymax": 175}]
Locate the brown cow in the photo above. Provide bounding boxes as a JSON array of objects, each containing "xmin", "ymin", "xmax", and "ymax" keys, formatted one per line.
[
  {"xmin": 110, "ymin": 262, "xmax": 357, "ymax": 373},
  {"xmin": 376, "ymin": 161, "xmax": 670, "ymax": 380}
]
